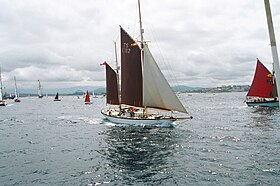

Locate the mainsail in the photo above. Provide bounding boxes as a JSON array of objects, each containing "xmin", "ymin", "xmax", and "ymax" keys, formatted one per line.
[
  {"xmin": 120, "ymin": 27, "xmax": 142, "ymax": 107},
  {"xmin": 247, "ymin": 59, "xmax": 276, "ymax": 98}
]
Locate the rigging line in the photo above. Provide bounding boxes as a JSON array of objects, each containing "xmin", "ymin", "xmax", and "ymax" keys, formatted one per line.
[{"xmin": 145, "ymin": 25, "xmax": 190, "ymax": 112}]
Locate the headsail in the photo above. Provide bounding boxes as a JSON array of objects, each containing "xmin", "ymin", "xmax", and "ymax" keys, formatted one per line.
[
  {"xmin": 143, "ymin": 45, "xmax": 187, "ymax": 113},
  {"xmin": 247, "ymin": 59, "xmax": 276, "ymax": 98}
]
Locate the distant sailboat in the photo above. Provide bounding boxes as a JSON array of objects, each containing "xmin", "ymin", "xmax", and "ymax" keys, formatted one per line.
[
  {"xmin": 14, "ymin": 76, "xmax": 21, "ymax": 102},
  {"xmin": 101, "ymin": 0, "xmax": 192, "ymax": 125},
  {"xmin": 0, "ymin": 66, "xmax": 7, "ymax": 106},
  {"xmin": 38, "ymin": 80, "xmax": 43, "ymax": 98},
  {"xmin": 92, "ymin": 90, "xmax": 97, "ymax": 98},
  {"xmin": 84, "ymin": 90, "xmax": 92, "ymax": 104},
  {"xmin": 53, "ymin": 92, "xmax": 61, "ymax": 101},
  {"xmin": 246, "ymin": 0, "xmax": 280, "ymax": 107}
]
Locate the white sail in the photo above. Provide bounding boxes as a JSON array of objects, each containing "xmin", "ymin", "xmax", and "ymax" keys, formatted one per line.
[
  {"xmin": 14, "ymin": 76, "xmax": 19, "ymax": 99},
  {"xmin": 0, "ymin": 67, "xmax": 3, "ymax": 101},
  {"xmin": 38, "ymin": 80, "xmax": 43, "ymax": 98},
  {"xmin": 142, "ymin": 45, "xmax": 187, "ymax": 113},
  {"xmin": 0, "ymin": 85, "xmax": 3, "ymax": 101}
]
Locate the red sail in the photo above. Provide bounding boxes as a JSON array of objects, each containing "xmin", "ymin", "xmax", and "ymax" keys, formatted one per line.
[
  {"xmin": 120, "ymin": 27, "xmax": 143, "ymax": 107},
  {"xmin": 85, "ymin": 90, "xmax": 91, "ymax": 103},
  {"xmin": 247, "ymin": 59, "xmax": 275, "ymax": 98},
  {"xmin": 105, "ymin": 63, "xmax": 119, "ymax": 105}
]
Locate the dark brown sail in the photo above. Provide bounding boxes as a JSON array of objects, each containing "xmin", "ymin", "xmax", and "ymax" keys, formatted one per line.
[
  {"xmin": 120, "ymin": 27, "xmax": 143, "ymax": 107},
  {"xmin": 106, "ymin": 63, "xmax": 119, "ymax": 105}
]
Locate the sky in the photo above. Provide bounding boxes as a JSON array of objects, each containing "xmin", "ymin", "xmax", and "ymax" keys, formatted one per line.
[{"xmin": 0, "ymin": 0, "xmax": 280, "ymax": 91}]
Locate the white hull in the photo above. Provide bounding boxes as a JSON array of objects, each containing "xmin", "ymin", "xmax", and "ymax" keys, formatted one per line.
[
  {"xmin": 101, "ymin": 109, "xmax": 176, "ymax": 125},
  {"xmin": 246, "ymin": 100, "xmax": 279, "ymax": 107}
]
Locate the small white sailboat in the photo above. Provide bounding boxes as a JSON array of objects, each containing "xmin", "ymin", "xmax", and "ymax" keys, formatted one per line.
[
  {"xmin": 14, "ymin": 76, "xmax": 21, "ymax": 102},
  {"xmin": 0, "ymin": 66, "xmax": 7, "ymax": 106},
  {"xmin": 38, "ymin": 80, "xmax": 43, "ymax": 98},
  {"xmin": 101, "ymin": 0, "xmax": 192, "ymax": 125}
]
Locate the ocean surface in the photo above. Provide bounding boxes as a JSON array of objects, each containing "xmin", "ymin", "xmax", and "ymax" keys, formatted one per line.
[{"xmin": 1, "ymin": 92, "xmax": 280, "ymax": 185}]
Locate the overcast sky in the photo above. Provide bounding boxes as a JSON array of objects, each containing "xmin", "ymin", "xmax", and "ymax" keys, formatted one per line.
[{"xmin": 0, "ymin": 0, "xmax": 280, "ymax": 90}]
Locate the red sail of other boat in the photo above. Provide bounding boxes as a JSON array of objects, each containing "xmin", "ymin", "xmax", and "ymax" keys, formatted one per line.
[
  {"xmin": 85, "ymin": 90, "xmax": 91, "ymax": 103},
  {"xmin": 247, "ymin": 59, "xmax": 276, "ymax": 98}
]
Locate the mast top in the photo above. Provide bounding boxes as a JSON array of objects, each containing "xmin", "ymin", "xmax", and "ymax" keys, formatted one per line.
[{"xmin": 138, "ymin": 0, "xmax": 144, "ymax": 48}]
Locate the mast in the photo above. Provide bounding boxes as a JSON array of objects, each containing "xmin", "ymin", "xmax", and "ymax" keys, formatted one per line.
[
  {"xmin": 14, "ymin": 76, "xmax": 18, "ymax": 99},
  {"xmin": 138, "ymin": 0, "xmax": 144, "ymax": 47},
  {"xmin": 138, "ymin": 0, "xmax": 146, "ymax": 113},
  {"xmin": 264, "ymin": 0, "xmax": 280, "ymax": 106},
  {"xmin": 114, "ymin": 41, "xmax": 121, "ymax": 110}
]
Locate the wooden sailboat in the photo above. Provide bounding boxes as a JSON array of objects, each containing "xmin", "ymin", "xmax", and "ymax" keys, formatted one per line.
[
  {"xmin": 0, "ymin": 66, "xmax": 7, "ymax": 106},
  {"xmin": 53, "ymin": 92, "xmax": 61, "ymax": 101},
  {"xmin": 38, "ymin": 80, "xmax": 43, "ymax": 98},
  {"xmin": 84, "ymin": 90, "xmax": 92, "ymax": 104},
  {"xmin": 14, "ymin": 76, "xmax": 21, "ymax": 102},
  {"xmin": 101, "ymin": 0, "xmax": 192, "ymax": 125},
  {"xmin": 246, "ymin": 0, "xmax": 280, "ymax": 107},
  {"xmin": 246, "ymin": 59, "xmax": 278, "ymax": 107}
]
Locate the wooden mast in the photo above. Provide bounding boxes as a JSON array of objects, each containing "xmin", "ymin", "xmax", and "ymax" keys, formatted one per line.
[
  {"xmin": 264, "ymin": 0, "xmax": 280, "ymax": 107},
  {"xmin": 114, "ymin": 41, "xmax": 121, "ymax": 110}
]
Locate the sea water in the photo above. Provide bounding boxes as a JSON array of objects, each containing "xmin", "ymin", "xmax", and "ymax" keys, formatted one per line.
[{"xmin": 0, "ymin": 92, "xmax": 280, "ymax": 185}]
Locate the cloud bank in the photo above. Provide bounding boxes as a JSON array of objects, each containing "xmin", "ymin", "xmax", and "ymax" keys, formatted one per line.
[{"xmin": 0, "ymin": 0, "xmax": 279, "ymax": 90}]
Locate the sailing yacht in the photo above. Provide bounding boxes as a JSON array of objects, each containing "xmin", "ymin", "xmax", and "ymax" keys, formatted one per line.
[
  {"xmin": 53, "ymin": 92, "xmax": 61, "ymax": 101},
  {"xmin": 246, "ymin": 59, "xmax": 278, "ymax": 107},
  {"xmin": 101, "ymin": 0, "xmax": 192, "ymax": 125},
  {"xmin": 14, "ymin": 76, "xmax": 21, "ymax": 102},
  {"xmin": 246, "ymin": 0, "xmax": 280, "ymax": 107},
  {"xmin": 38, "ymin": 80, "xmax": 43, "ymax": 98},
  {"xmin": 84, "ymin": 90, "xmax": 92, "ymax": 104},
  {"xmin": 0, "ymin": 66, "xmax": 7, "ymax": 106}
]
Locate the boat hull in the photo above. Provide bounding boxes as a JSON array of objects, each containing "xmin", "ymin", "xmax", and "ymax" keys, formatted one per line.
[
  {"xmin": 246, "ymin": 100, "xmax": 279, "ymax": 107},
  {"xmin": 0, "ymin": 101, "xmax": 7, "ymax": 106},
  {"xmin": 101, "ymin": 109, "xmax": 176, "ymax": 125}
]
